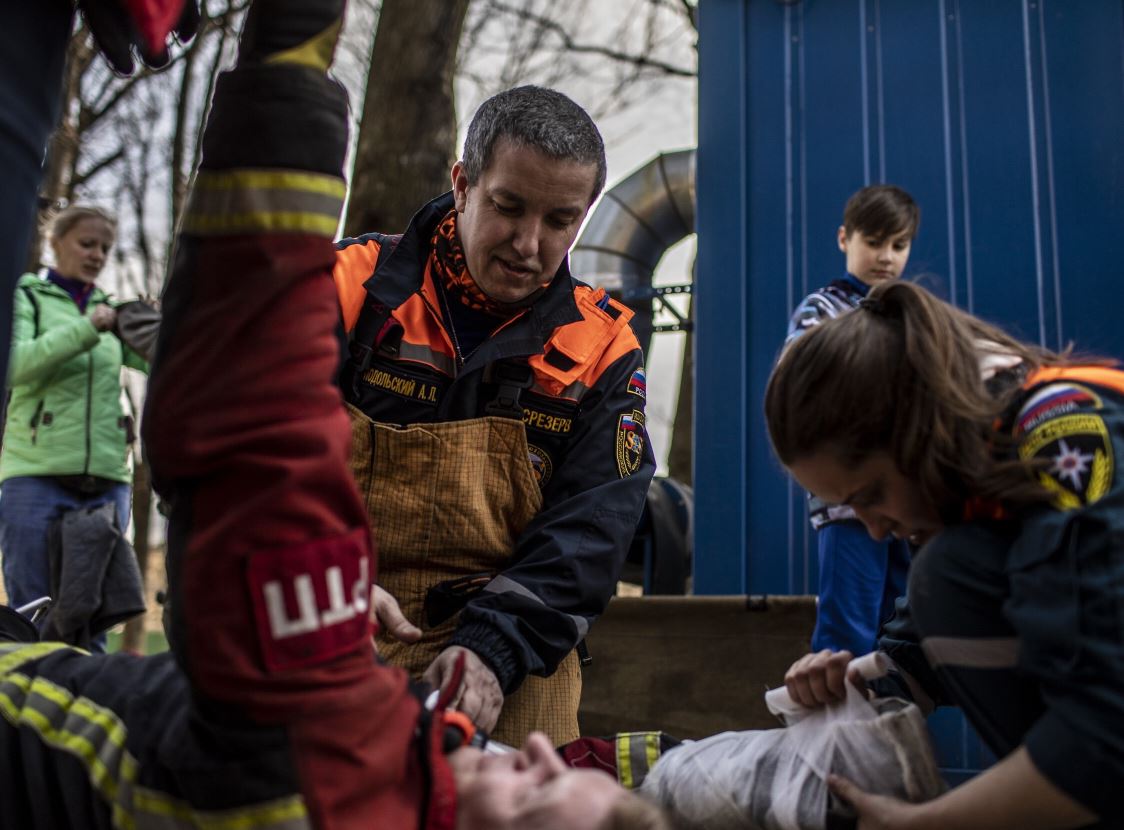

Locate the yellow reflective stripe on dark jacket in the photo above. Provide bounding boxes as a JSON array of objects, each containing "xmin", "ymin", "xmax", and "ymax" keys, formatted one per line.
[
  {"xmin": 0, "ymin": 643, "xmax": 310, "ymax": 829},
  {"xmin": 182, "ymin": 169, "xmax": 345, "ymax": 237}
]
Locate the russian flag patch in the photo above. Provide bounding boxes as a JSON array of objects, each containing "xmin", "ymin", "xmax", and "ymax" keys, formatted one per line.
[{"xmin": 627, "ymin": 368, "xmax": 646, "ymax": 399}]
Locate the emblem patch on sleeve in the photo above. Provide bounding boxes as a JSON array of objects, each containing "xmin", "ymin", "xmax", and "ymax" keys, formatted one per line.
[
  {"xmin": 616, "ymin": 410, "xmax": 646, "ymax": 477},
  {"xmin": 527, "ymin": 444, "xmax": 554, "ymax": 487},
  {"xmin": 1017, "ymin": 412, "xmax": 1114, "ymax": 509},
  {"xmin": 626, "ymin": 368, "xmax": 647, "ymax": 399}
]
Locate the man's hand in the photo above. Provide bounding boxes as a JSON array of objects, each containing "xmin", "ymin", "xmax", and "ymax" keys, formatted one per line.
[
  {"xmin": 784, "ymin": 649, "xmax": 867, "ymax": 707},
  {"xmin": 829, "ymin": 775, "xmax": 922, "ymax": 830},
  {"xmin": 423, "ymin": 646, "xmax": 503, "ymax": 733},
  {"xmin": 370, "ymin": 584, "xmax": 421, "ymax": 645},
  {"xmin": 78, "ymin": 0, "xmax": 200, "ymax": 76}
]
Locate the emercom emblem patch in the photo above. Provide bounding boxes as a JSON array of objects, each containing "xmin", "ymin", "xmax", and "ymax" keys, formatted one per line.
[
  {"xmin": 527, "ymin": 444, "xmax": 553, "ymax": 487},
  {"xmin": 1018, "ymin": 412, "xmax": 1114, "ymax": 509},
  {"xmin": 616, "ymin": 410, "xmax": 646, "ymax": 478}
]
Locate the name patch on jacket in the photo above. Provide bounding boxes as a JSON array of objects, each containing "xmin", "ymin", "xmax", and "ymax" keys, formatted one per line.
[
  {"xmin": 247, "ymin": 529, "xmax": 372, "ymax": 672},
  {"xmin": 523, "ymin": 407, "xmax": 573, "ymax": 435},
  {"xmin": 616, "ymin": 410, "xmax": 646, "ymax": 478},
  {"xmin": 362, "ymin": 366, "xmax": 442, "ymax": 404},
  {"xmin": 1017, "ymin": 412, "xmax": 1114, "ymax": 509}
]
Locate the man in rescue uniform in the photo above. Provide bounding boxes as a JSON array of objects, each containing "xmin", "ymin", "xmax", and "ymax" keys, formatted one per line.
[
  {"xmin": 0, "ymin": 4, "xmax": 668, "ymax": 829},
  {"xmin": 334, "ymin": 88, "xmax": 656, "ymax": 746}
]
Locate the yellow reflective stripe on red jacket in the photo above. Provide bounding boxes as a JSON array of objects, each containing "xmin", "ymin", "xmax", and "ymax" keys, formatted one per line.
[
  {"xmin": 183, "ymin": 169, "xmax": 345, "ymax": 238},
  {"xmin": 615, "ymin": 731, "xmax": 662, "ymax": 790}
]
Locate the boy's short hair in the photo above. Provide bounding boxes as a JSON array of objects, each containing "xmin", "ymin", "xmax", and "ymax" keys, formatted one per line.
[{"xmin": 842, "ymin": 184, "xmax": 919, "ymax": 243}]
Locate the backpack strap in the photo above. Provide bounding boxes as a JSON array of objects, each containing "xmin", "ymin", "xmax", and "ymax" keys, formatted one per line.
[
  {"xmin": 20, "ymin": 284, "xmax": 40, "ymax": 338},
  {"xmin": 2, "ymin": 286, "xmax": 42, "ymax": 446},
  {"xmin": 339, "ymin": 233, "xmax": 402, "ymax": 400}
]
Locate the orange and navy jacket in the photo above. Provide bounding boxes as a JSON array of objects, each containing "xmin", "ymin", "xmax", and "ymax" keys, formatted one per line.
[
  {"xmin": 334, "ymin": 194, "xmax": 656, "ymax": 694},
  {"xmin": 0, "ymin": 60, "xmax": 456, "ymax": 830}
]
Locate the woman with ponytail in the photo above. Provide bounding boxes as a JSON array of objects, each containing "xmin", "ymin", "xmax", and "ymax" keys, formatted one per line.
[{"xmin": 767, "ymin": 280, "xmax": 1120, "ymax": 828}]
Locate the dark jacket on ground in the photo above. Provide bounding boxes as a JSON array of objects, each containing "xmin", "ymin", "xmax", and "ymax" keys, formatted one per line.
[{"xmin": 41, "ymin": 501, "xmax": 145, "ymax": 646}]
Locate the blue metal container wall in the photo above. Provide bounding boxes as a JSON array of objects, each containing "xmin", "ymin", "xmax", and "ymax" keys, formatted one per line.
[{"xmin": 695, "ymin": 0, "xmax": 1124, "ymax": 595}]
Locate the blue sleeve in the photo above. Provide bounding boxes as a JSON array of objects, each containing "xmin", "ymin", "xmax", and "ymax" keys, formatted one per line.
[
  {"xmin": 784, "ymin": 291, "xmax": 832, "ymax": 347},
  {"xmin": 812, "ymin": 520, "xmax": 900, "ymax": 655}
]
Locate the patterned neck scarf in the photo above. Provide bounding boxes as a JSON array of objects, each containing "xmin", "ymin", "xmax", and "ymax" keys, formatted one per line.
[{"xmin": 430, "ymin": 210, "xmax": 543, "ymax": 319}]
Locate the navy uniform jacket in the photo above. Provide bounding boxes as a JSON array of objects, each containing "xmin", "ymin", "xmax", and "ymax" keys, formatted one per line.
[
  {"xmin": 333, "ymin": 201, "xmax": 656, "ymax": 693},
  {"xmin": 876, "ymin": 365, "xmax": 1124, "ymax": 825}
]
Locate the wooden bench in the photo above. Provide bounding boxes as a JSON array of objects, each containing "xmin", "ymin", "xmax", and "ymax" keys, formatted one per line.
[{"xmin": 578, "ymin": 595, "xmax": 816, "ymax": 740}]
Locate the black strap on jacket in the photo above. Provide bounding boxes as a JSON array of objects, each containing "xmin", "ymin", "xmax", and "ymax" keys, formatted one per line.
[
  {"xmin": 20, "ymin": 285, "xmax": 41, "ymax": 336},
  {"xmin": 342, "ymin": 233, "xmax": 401, "ymax": 400},
  {"xmin": 1, "ymin": 286, "xmax": 41, "ymax": 447},
  {"xmin": 483, "ymin": 359, "xmax": 534, "ymax": 418}
]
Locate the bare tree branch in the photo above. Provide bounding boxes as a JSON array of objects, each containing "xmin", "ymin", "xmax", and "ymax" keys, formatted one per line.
[
  {"xmin": 72, "ymin": 146, "xmax": 125, "ymax": 189},
  {"xmin": 79, "ymin": 47, "xmax": 194, "ymax": 135},
  {"xmin": 485, "ymin": 0, "xmax": 695, "ymax": 77}
]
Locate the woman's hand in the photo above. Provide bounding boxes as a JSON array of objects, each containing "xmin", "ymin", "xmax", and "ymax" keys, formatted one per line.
[
  {"xmin": 829, "ymin": 775, "xmax": 922, "ymax": 830},
  {"xmin": 89, "ymin": 305, "xmax": 117, "ymax": 332},
  {"xmin": 784, "ymin": 649, "xmax": 866, "ymax": 707},
  {"xmin": 831, "ymin": 747, "xmax": 1099, "ymax": 830}
]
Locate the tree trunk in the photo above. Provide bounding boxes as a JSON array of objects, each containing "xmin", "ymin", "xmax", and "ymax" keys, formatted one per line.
[
  {"xmin": 28, "ymin": 32, "xmax": 95, "ymax": 270},
  {"xmin": 121, "ymin": 454, "xmax": 153, "ymax": 654},
  {"xmin": 344, "ymin": 0, "xmax": 470, "ymax": 237}
]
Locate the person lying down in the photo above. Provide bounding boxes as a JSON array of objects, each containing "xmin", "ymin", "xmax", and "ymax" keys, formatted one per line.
[{"xmin": 566, "ymin": 653, "xmax": 945, "ymax": 830}]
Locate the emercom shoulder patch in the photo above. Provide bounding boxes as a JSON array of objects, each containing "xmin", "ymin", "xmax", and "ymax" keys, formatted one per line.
[
  {"xmin": 616, "ymin": 410, "xmax": 646, "ymax": 478},
  {"xmin": 1018, "ymin": 412, "xmax": 1114, "ymax": 509}
]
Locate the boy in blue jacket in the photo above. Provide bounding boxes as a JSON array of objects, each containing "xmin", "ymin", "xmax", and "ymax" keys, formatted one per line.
[{"xmin": 784, "ymin": 184, "xmax": 919, "ymax": 656}]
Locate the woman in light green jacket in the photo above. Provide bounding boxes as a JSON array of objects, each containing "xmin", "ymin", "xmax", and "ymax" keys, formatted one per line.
[{"xmin": 0, "ymin": 206, "xmax": 147, "ymax": 634}]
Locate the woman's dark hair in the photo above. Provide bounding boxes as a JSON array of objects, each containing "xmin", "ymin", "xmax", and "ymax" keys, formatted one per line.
[{"xmin": 765, "ymin": 281, "xmax": 1066, "ymax": 521}]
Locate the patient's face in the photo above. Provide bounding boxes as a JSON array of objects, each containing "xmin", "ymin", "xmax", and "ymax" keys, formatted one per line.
[{"xmin": 450, "ymin": 731, "xmax": 624, "ymax": 830}]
